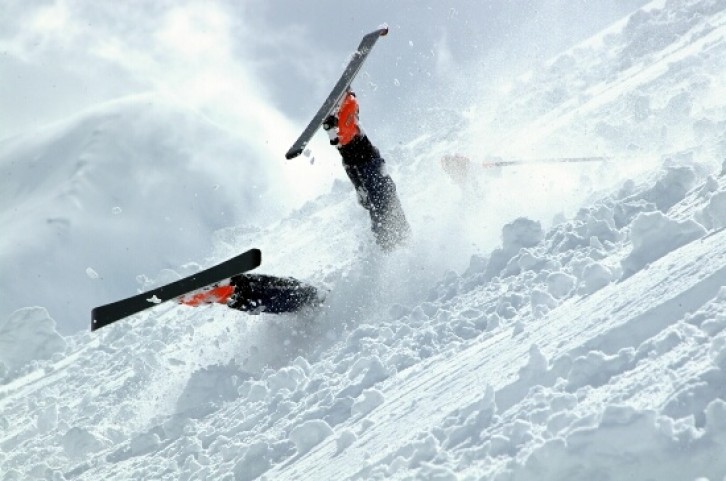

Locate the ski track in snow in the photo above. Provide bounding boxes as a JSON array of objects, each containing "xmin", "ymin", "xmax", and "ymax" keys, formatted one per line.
[{"xmin": 2, "ymin": 0, "xmax": 726, "ymax": 480}]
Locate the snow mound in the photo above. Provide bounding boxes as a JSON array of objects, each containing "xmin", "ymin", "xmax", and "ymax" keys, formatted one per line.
[
  {"xmin": 622, "ymin": 210, "xmax": 707, "ymax": 277},
  {"xmin": 0, "ymin": 94, "xmax": 290, "ymax": 333},
  {"xmin": 0, "ymin": 307, "xmax": 66, "ymax": 374}
]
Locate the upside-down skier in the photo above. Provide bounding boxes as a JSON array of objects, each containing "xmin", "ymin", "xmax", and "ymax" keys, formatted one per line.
[{"xmin": 324, "ymin": 91, "xmax": 410, "ymax": 251}]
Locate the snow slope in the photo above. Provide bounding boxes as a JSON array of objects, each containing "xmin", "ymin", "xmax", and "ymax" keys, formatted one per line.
[
  {"xmin": 2, "ymin": 0, "xmax": 726, "ymax": 479},
  {"xmin": 0, "ymin": 94, "xmax": 296, "ymax": 333}
]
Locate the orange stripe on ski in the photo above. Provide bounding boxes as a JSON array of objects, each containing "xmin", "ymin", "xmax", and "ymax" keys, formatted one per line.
[{"xmin": 179, "ymin": 284, "xmax": 235, "ymax": 306}]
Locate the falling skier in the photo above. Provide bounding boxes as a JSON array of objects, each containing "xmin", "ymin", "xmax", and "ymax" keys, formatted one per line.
[
  {"xmin": 91, "ymin": 249, "xmax": 325, "ymax": 330},
  {"xmin": 324, "ymin": 91, "xmax": 410, "ymax": 251},
  {"xmin": 196, "ymin": 93, "xmax": 412, "ymax": 316},
  {"xmin": 90, "ymin": 27, "xmax": 408, "ymax": 331}
]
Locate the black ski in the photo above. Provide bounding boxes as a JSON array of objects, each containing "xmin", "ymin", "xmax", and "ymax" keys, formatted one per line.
[
  {"xmin": 285, "ymin": 26, "xmax": 388, "ymax": 160},
  {"xmin": 91, "ymin": 248, "xmax": 261, "ymax": 331}
]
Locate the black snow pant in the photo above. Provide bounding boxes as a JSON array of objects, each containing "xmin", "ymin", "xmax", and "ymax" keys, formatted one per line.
[
  {"xmin": 339, "ymin": 135, "xmax": 410, "ymax": 250},
  {"xmin": 228, "ymin": 274, "xmax": 320, "ymax": 313}
]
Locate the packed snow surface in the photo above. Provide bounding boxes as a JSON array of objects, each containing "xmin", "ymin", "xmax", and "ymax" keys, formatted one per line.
[{"xmin": 2, "ymin": 0, "xmax": 726, "ymax": 479}]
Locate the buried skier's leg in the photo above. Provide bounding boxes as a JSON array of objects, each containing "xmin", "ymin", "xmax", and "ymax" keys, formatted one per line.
[
  {"xmin": 344, "ymin": 159, "xmax": 410, "ymax": 250},
  {"xmin": 227, "ymin": 274, "xmax": 321, "ymax": 313},
  {"xmin": 324, "ymin": 92, "xmax": 410, "ymax": 250}
]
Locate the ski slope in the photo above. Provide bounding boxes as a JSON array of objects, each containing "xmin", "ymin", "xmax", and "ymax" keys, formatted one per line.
[{"xmin": 2, "ymin": 0, "xmax": 726, "ymax": 479}]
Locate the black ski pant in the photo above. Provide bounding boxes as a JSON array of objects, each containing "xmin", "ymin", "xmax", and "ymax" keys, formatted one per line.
[
  {"xmin": 228, "ymin": 274, "xmax": 319, "ymax": 313},
  {"xmin": 343, "ymin": 155, "xmax": 410, "ymax": 250}
]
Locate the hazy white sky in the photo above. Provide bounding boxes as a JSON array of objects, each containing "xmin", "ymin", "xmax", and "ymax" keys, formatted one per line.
[
  {"xmin": 1, "ymin": 0, "xmax": 648, "ymax": 141},
  {"xmin": 1, "ymin": 0, "xmax": 653, "ymax": 332}
]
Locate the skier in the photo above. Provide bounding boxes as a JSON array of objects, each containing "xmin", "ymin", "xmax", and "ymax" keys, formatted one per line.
[
  {"xmin": 94, "ymin": 94, "xmax": 409, "ymax": 329},
  {"xmin": 219, "ymin": 93, "xmax": 408, "ymax": 312},
  {"xmin": 323, "ymin": 91, "xmax": 410, "ymax": 251},
  {"xmin": 182, "ymin": 93, "xmax": 408, "ymax": 314}
]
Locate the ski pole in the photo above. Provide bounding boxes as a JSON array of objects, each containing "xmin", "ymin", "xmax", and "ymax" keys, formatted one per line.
[{"xmin": 480, "ymin": 156, "xmax": 611, "ymax": 168}]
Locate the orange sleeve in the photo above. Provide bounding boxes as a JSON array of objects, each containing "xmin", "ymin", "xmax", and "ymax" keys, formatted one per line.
[{"xmin": 337, "ymin": 93, "xmax": 360, "ymax": 145}]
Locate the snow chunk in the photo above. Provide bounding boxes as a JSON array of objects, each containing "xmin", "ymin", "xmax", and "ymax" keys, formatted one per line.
[
  {"xmin": 334, "ymin": 429, "xmax": 357, "ymax": 455},
  {"xmin": 175, "ymin": 363, "xmax": 251, "ymax": 417},
  {"xmin": 531, "ymin": 288, "xmax": 558, "ymax": 317},
  {"xmin": 709, "ymin": 333, "xmax": 726, "ymax": 370},
  {"xmin": 85, "ymin": 267, "xmax": 100, "ymax": 279},
  {"xmin": 503, "ymin": 217, "xmax": 544, "ymax": 251},
  {"xmin": 351, "ymin": 388, "xmax": 385, "ymax": 418},
  {"xmin": 347, "ymin": 356, "xmax": 389, "ymax": 392},
  {"xmin": 37, "ymin": 403, "xmax": 58, "ymax": 433},
  {"xmin": 578, "ymin": 262, "xmax": 613, "ymax": 295},
  {"xmin": 531, "ymin": 288, "xmax": 558, "ymax": 309},
  {"xmin": 699, "ymin": 190, "xmax": 726, "ymax": 230},
  {"xmin": 485, "ymin": 218, "xmax": 543, "ymax": 280},
  {"xmin": 622, "ymin": 211, "xmax": 706, "ymax": 278},
  {"xmin": 408, "ymin": 433, "xmax": 440, "ymax": 467},
  {"xmin": 62, "ymin": 427, "xmax": 104, "ymax": 459},
  {"xmin": 0, "ymin": 307, "xmax": 66, "ymax": 372},
  {"xmin": 646, "ymin": 165, "xmax": 697, "ymax": 211},
  {"xmin": 267, "ymin": 365, "xmax": 307, "ymax": 394},
  {"xmin": 520, "ymin": 344, "xmax": 549, "ymax": 378},
  {"xmin": 289, "ymin": 419, "xmax": 334, "ymax": 456},
  {"xmin": 567, "ymin": 349, "xmax": 635, "ymax": 390},
  {"xmin": 130, "ymin": 432, "xmax": 161, "ymax": 456},
  {"xmin": 547, "ymin": 272, "xmax": 576, "ymax": 299},
  {"xmin": 233, "ymin": 442, "xmax": 272, "ymax": 481},
  {"xmin": 442, "ymin": 385, "xmax": 497, "ymax": 447},
  {"xmin": 704, "ymin": 399, "xmax": 726, "ymax": 435}
]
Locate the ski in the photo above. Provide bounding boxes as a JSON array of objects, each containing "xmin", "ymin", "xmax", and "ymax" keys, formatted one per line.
[
  {"xmin": 91, "ymin": 248, "xmax": 261, "ymax": 331},
  {"xmin": 285, "ymin": 25, "xmax": 388, "ymax": 160}
]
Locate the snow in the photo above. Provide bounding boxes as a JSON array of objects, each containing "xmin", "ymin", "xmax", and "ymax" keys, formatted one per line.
[
  {"xmin": 622, "ymin": 210, "xmax": 707, "ymax": 277},
  {"xmin": 2, "ymin": 0, "xmax": 726, "ymax": 480},
  {"xmin": 0, "ymin": 307, "xmax": 66, "ymax": 374},
  {"xmin": 0, "ymin": 95, "xmax": 295, "ymax": 333},
  {"xmin": 289, "ymin": 419, "xmax": 334, "ymax": 456}
]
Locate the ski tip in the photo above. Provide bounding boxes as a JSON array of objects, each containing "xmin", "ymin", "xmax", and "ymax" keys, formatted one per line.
[
  {"xmin": 251, "ymin": 248, "xmax": 262, "ymax": 267},
  {"xmin": 378, "ymin": 24, "xmax": 389, "ymax": 36},
  {"xmin": 90, "ymin": 308, "xmax": 108, "ymax": 332},
  {"xmin": 285, "ymin": 148, "xmax": 303, "ymax": 160}
]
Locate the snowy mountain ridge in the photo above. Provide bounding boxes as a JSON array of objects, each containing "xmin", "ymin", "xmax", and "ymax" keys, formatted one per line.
[{"xmin": 2, "ymin": 0, "xmax": 726, "ymax": 479}]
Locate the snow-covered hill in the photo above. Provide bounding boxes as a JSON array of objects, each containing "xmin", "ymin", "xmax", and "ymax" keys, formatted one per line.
[
  {"xmin": 2, "ymin": 0, "xmax": 726, "ymax": 479},
  {"xmin": 0, "ymin": 94, "xmax": 306, "ymax": 333}
]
